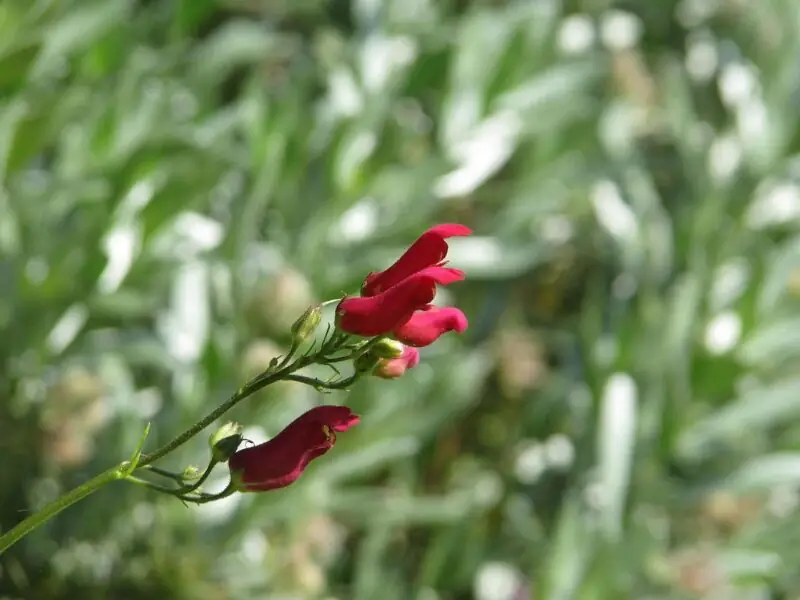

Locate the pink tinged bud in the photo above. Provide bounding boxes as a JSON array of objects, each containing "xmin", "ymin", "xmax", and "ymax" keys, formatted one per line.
[
  {"xmin": 336, "ymin": 266, "xmax": 464, "ymax": 337},
  {"xmin": 393, "ymin": 306, "xmax": 468, "ymax": 347},
  {"xmin": 228, "ymin": 405, "xmax": 359, "ymax": 492},
  {"xmin": 361, "ymin": 224, "xmax": 472, "ymax": 296},
  {"xmin": 373, "ymin": 346, "xmax": 420, "ymax": 379}
]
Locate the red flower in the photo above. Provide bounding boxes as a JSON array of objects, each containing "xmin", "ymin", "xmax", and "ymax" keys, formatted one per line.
[
  {"xmin": 393, "ymin": 305, "xmax": 469, "ymax": 347},
  {"xmin": 374, "ymin": 346, "xmax": 420, "ymax": 379},
  {"xmin": 229, "ymin": 405, "xmax": 359, "ymax": 492},
  {"xmin": 336, "ymin": 266, "xmax": 464, "ymax": 337},
  {"xmin": 361, "ymin": 224, "xmax": 472, "ymax": 296}
]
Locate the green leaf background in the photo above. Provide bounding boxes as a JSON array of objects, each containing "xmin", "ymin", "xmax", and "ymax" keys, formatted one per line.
[{"xmin": 2, "ymin": 0, "xmax": 800, "ymax": 598}]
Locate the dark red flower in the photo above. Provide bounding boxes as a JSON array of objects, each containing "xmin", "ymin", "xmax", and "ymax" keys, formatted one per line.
[
  {"xmin": 374, "ymin": 346, "xmax": 420, "ymax": 379},
  {"xmin": 361, "ymin": 224, "xmax": 472, "ymax": 296},
  {"xmin": 393, "ymin": 305, "xmax": 469, "ymax": 347},
  {"xmin": 228, "ymin": 405, "xmax": 359, "ymax": 492},
  {"xmin": 336, "ymin": 266, "xmax": 464, "ymax": 337}
]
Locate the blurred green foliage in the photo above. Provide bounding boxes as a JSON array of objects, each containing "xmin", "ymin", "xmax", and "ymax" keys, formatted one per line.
[{"xmin": 2, "ymin": 0, "xmax": 800, "ymax": 598}]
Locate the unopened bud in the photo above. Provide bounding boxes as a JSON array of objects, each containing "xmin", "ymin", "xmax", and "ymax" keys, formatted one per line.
[
  {"xmin": 209, "ymin": 422, "xmax": 244, "ymax": 463},
  {"xmin": 182, "ymin": 465, "xmax": 202, "ymax": 481},
  {"xmin": 373, "ymin": 346, "xmax": 420, "ymax": 380},
  {"xmin": 291, "ymin": 304, "xmax": 323, "ymax": 345},
  {"xmin": 368, "ymin": 338, "xmax": 405, "ymax": 359}
]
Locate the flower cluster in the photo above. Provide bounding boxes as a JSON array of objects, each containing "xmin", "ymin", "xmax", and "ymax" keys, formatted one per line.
[
  {"xmin": 228, "ymin": 224, "xmax": 470, "ymax": 493},
  {"xmin": 337, "ymin": 223, "xmax": 470, "ymax": 345},
  {"xmin": 0, "ymin": 225, "xmax": 474, "ymax": 554}
]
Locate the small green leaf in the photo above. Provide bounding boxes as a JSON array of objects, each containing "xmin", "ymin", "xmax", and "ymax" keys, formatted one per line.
[{"xmin": 123, "ymin": 422, "xmax": 151, "ymax": 475}]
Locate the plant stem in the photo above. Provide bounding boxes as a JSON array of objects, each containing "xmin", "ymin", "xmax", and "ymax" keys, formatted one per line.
[
  {"xmin": 0, "ymin": 464, "xmax": 123, "ymax": 555},
  {"xmin": 143, "ymin": 465, "xmax": 188, "ymax": 482},
  {"xmin": 124, "ymin": 475, "xmax": 188, "ymax": 495},
  {"xmin": 178, "ymin": 483, "xmax": 237, "ymax": 505},
  {"xmin": 283, "ymin": 373, "xmax": 359, "ymax": 390},
  {"xmin": 139, "ymin": 356, "xmax": 313, "ymax": 466}
]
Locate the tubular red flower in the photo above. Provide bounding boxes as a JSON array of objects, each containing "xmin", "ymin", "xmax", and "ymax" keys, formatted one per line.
[
  {"xmin": 336, "ymin": 266, "xmax": 464, "ymax": 337},
  {"xmin": 228, "ymin": 405, "xmax": 359, "ymax": 492},
  {"xmin": 361, "ymin": 224, "xmax": 472, "ymax": 296},
  {"xmin": 374, "ymin": 346, "xmax": 420, "ymax": 379},
  {"xmin": 393, "ymin": 306, "xmax": 469, "ymax": 347}
]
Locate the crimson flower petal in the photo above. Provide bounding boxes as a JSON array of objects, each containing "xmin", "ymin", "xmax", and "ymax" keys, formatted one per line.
[
  {"xmin": 393, "ymin": 306, "xmax": 468, "ymax": 347},
  {"xmin": 361, "ymin": 224, "xmax": 471, "ymax": 296},
  {"xmin": 229, "ymin": 405, "xmax": 359, "ymax": 492}
]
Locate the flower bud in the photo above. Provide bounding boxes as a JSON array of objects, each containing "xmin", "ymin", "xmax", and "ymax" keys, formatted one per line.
[
  {"xmin": 291, "ymin": 304, "xmax": 323, "ymax": 345},
  {"xmin": 182, "ymin": 465, "xmax": 202, "ymax": 481},
  {"xmin": 228, "ymin": 406, "xmax": 359, "ymax": 492},
  {"xmin": 373, "ymin": 346, "xmax": 420, "ymax": 379},
  {"xmin": 368, "ymin": 337, "xmax": 405, "ymax": 359},
  {"xmin": 209, "ymin": 421, "xmax": 244, "ymax": 463}
]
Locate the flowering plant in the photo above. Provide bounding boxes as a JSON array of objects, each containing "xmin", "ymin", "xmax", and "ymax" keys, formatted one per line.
[{"xmin": 0, "ymin": 224, "xmax": 470, "ymax": 554}]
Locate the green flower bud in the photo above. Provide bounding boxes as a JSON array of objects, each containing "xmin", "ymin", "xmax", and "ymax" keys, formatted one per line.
[
  {"xmin": 368, "ymin": 337, "xmax": 405, "ymax": 359},
  {"xmin": 290, "ymin": 304, "xmax": 323, "ymax": 345},
  {"xmin": 209, "ymin": 421, "xmax": 244, "ymax": 463},
  {"xmin": 182, "ymin": 465, "xmax": 202, "ymax": 481}
]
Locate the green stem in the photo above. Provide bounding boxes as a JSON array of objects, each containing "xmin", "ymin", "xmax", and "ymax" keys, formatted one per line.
[
  {"xmin": 143, "ymin": 465, "xmax": 188, "ymax": 482},
  {"xmin": 283, "ymin": 373, "xmax": 359, "ymax": 390},
  {"xmin": 0, "ymin": 464, "xmax": 123, "ymax": 555},
  {"xmin": 138, "ymin": 356, "xmax": 313, "ymax": 466},
  {"xmin": 125, "ymin": 476, "xmax": 236, "ymax": 506},
  {"xmin": 178, "ymin": 483, "xmax": 237, "ymax": 505},
  {"xmin": 276, "ymin": 340, "xmax": 299, "ymax": 370},
  {"xmin": 125, "ymin": 475, "xmax": 187, "ymax": 495},
  {"xmin": 319, "ymin": 353, "xmax": 357, "ymax": 364}
]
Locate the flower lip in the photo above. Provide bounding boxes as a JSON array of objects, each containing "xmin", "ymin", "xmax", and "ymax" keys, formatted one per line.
[
  {"xmin": 308, "ymin": 405, "xmax": 359, "ymax": 432},
  {"xmin": 401, "ymin": 346, "xmax": 420, "ymax": 369},
  {"xmin": 330, "ymin": 411, "xmax": 360, "ymax": 432},
  {"xmin": 361, "ymin": 224, "xmax": 472, "ymax": 297},
  {"xmin": 393, "ymin": 305, "xmax": 469, "ymax": 347}
]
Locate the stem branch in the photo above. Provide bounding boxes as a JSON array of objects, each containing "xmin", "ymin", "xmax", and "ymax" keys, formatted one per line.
[
  {"xmin": 283, "ymin": 373, "xmax": 359, "ymax": 391},
  {"xmin": 0, "ymin": 332, "xmax": 352, "ymax": 555}
]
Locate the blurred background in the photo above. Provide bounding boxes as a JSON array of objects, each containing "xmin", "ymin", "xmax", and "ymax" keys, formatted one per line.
[{"xmin": 2, "ymin": 0, "xmax": 800, "ymax": 598}]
